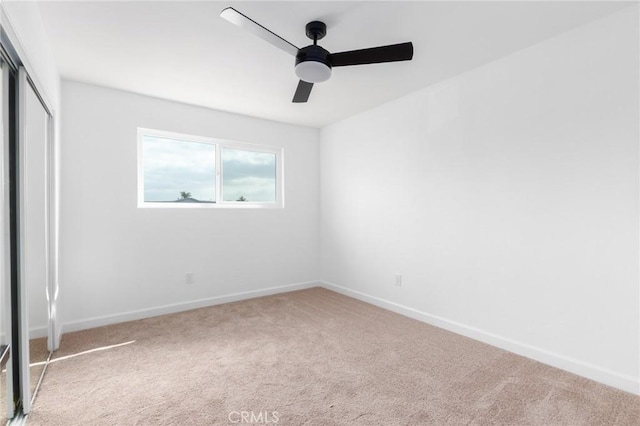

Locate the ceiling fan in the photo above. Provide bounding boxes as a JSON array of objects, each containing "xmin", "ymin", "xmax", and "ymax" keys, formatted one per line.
[{"xmin": 220, "ymin": 7, "xmax": 414, "ymax": 103}]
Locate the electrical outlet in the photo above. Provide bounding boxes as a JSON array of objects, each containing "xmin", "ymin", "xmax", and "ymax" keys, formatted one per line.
[
  {"xmin": 185, "ymin": 272, "xmax": 194, "ymax": 285},
  {"xmin": 394, "ymin": 274, "xmax": 402, "ymax": 287}
]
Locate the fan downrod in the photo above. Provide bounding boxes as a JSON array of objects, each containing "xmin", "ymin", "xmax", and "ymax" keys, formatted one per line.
[{"xmin": 305, "ymin": 21, "xmax": 327, "ymax": 43}]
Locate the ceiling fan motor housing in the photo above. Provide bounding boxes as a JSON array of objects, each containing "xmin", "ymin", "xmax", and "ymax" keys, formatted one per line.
[{"xmin": 295, "ymin": 45, "xmax": 332, "ymax": 83}]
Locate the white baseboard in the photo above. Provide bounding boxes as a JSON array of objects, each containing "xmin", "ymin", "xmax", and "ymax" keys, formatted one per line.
[
  {"xmin": 29, "ymin": 326, "xmax": 48, "ymax": 340},
  {"xmin": 61, "ymin": 280, "xmax": 319, "ymax": 335},
  {"xmin": 320, "ymin": 280, "xmax": 640, "ymax": 395}
]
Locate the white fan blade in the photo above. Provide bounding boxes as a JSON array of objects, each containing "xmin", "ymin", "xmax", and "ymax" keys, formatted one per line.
[{"xmin": 220, "ymin": 7, "xmax": 299, "ymax": 57}]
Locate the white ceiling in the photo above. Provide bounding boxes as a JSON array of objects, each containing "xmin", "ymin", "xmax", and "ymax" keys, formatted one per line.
[{"xmin": 36, "ymin": 1, "xmax": 630, "ymax": 128}]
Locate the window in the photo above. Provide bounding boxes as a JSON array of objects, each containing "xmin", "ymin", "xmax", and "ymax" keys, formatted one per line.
[
  {"xmin": 222, "ymin": 148, "xmax": 276, "ymax": 202},
  {"xmin": 137, "ymin": 128, "xmax": 283, "ymax": 208}
]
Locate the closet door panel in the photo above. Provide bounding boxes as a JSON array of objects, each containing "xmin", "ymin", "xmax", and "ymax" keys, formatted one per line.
[{"xmin": 23, "ymin": 76, "xmax": 49, "ymax": 409}]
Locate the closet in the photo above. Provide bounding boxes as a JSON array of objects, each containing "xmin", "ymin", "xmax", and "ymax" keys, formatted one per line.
[{"xmin": 1, "ymin": 34, "xmax": 57, "ymax": 420}]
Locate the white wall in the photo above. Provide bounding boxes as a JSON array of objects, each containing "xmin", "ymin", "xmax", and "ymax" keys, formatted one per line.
[
  {"xmin": 320, "ymin": 6, "xmax": 639, "ymax": 393},
  {"xmin": 59, "ymin": 81, "xmax": 320, "ymax": 329}
]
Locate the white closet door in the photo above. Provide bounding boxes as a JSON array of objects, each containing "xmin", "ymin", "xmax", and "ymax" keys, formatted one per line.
[
  {"xmin": 17, "ymin": 66, "xmax": 30, "ymax": 414},
  {"xmin": 18, "ymin": 66, "xmax": 50, "ymax": 413},
  {"xmin": 24, "ymin": 79, "xmax": 49, "ymax": 342},
  {"xmin": 0, "ymin": 57, "xmax": 14, "ymax": 421}
]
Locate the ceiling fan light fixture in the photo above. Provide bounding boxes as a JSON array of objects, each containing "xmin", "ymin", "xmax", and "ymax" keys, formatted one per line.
[
  {"xmin": 295, "ymin": 45, "xmax": 332, "ymax": 83},
  {"xmin": 295, "ymin": 61, "xmax": 332, "ymax": 83}
]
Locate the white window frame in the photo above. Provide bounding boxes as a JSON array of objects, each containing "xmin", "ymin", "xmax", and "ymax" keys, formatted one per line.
[{"xmin": 137, "ymin": 128, "xmax": 284, "ymax": 208}]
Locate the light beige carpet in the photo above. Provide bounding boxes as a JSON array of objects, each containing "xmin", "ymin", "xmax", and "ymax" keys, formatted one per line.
[{"xmin": 27, "ymin": 288, "xmax": 640, "ymax": 425}]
